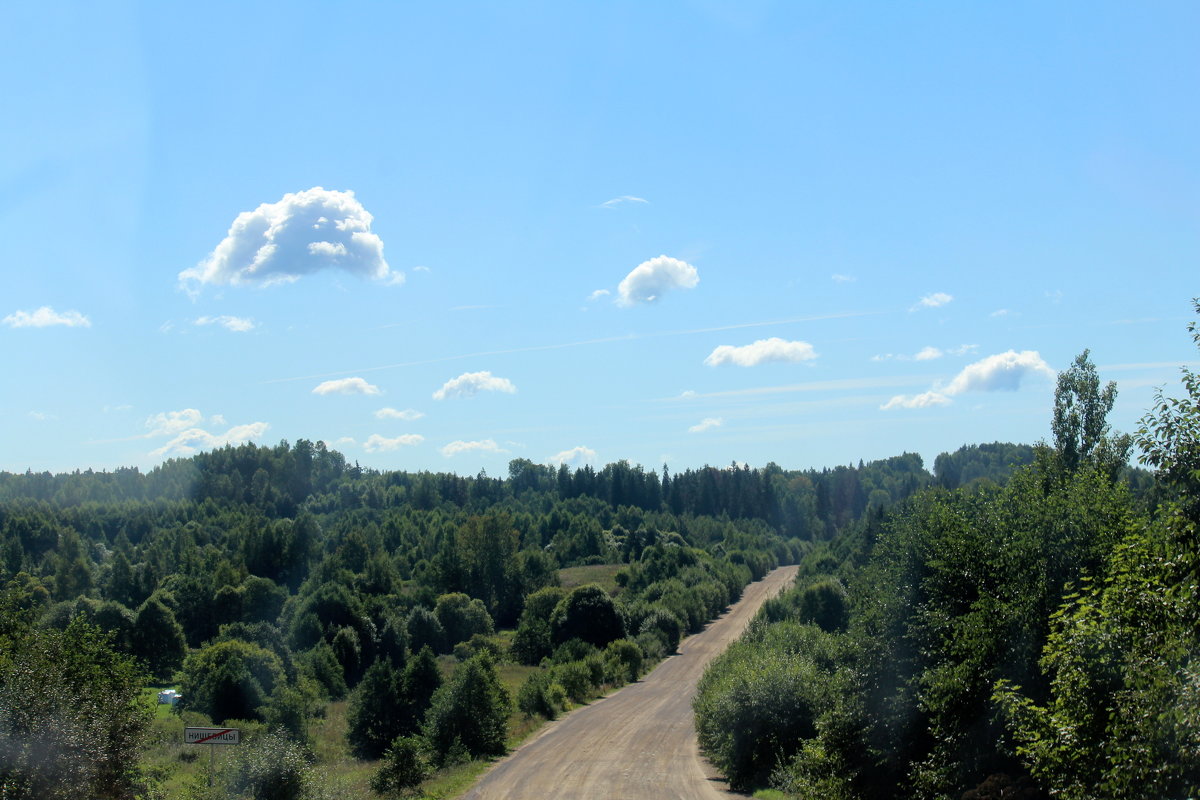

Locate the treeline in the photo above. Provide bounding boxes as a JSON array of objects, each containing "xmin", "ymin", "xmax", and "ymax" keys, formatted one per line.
[
  {"xmin": 0, "ymin": 419, "xmax": 988, "ymax": 798},
  {"xmin": 695, "ymin": 343, "xmax": 1199, "ymax": 799}
]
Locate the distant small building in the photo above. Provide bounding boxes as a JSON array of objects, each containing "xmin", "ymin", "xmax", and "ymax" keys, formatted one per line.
[{"xmin": 157, "ymin": 689, "xmax": 182, "ymax": 705}]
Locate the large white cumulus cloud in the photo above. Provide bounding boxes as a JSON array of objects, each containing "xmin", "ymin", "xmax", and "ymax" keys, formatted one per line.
[
  {"xmin": 882, "ymin": 350, "xmax": 1053, "ymax": 410},
  {"xmin": 180, "ymin": 187, "xmax": 399, "ymax": 291},
  {"xmin": 616, "ymin": 256, "xmax": 699, "ymax": 306}
]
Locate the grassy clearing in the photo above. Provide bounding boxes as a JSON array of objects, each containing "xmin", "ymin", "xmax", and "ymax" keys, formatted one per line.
[
  {"xmin": 558, "ymin": 563, "xmax": 624, "ymax": 593},
  {"xmin": 137, "ymin": 655, "xmax": 557, "ymax": 799}
]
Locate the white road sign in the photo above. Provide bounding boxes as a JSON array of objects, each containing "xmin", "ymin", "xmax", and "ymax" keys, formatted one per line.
[{"xmin": 184, "ymin": 727, "xmax": 240, "ymax": 745}]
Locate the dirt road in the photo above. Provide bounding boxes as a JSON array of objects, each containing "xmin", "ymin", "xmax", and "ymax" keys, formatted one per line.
[{"xmin": 461, "ymin": 565, "xmax": 799, "ymax": 800}]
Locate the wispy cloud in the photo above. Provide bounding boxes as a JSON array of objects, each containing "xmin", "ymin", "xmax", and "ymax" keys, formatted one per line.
[
  {"xmin": 179, "ymin": 187, "xmax": 400, "ymax": 292},
  {"xmin": 441, "ymin": 439, "xmax": 507, "ymax": 457},
  {"xmin": 195, "ymin": 315, "xmax": 255, "ymax": 332},
  {"xmin": 3, "ymin": 306, "xmax": 91, "ymax": 328},
  {"xmin": 881, "ymin": 350, "xmax": 1054, "ymax": 410},
  {"xmin": 588, "ymin": 289, "xmax": 611, "ymax": 302},
  {"xmin": 658, "ymin": 374, "xmax": 933, "ymax": 402},
  {"xmin": 831, "ymin": 273, "xmax": 856, "ymax": 283},
  {"xmin": 364, "ymin": 433, "xmax": 424, "ymax": 452},
  {"xmin": 312, "ymin": 377, "xmax": 382, "ymax": 396},
  {"xmin": 617, "ymin": 255, "xmax": 699, "ymax": 306},
  {"xmin": 28, "ymin": 411, "xmax": 57, "ymax": 421},
  {"xmin": 705, "ymin": 338, "xmax": 817, "ymax": 367},
  {"xmin": 433, "ymin": 371, "xmax": 516, "ymax": 400},
  {"xmin": 688, "ymin": 417, "xmax": 724, "ymax": 433},
  {"xmin": 375, "ymin": 407, "xmax": 424, "ymax": 421},
  {"xmin": 913, "ymin": 346, "xmax": 943, "ymax": 361},
  {"xmin": 598, "ymin": 195, "xmax": 648, "ymax": 208},
  {"xmin": 911, "ymin": 292, "xmax": 953, "ymax": 311}
]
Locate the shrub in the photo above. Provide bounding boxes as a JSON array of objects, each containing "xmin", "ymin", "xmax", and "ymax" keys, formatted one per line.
[
  {"xmin": 604, "ymin": 639, "xmax": 644, "ymax": 684},
  {"xmin": 423, "ymin": 652, "xmax": 511, "ymax": 764},
  {"xmin": 178, "ymin": 639, "xmax": 285, "ymax": 724},
  {"xmin": 639, "ymin": 607, "xmax": 683, "ymax": 654},
  {"xmin": 550, "ymin": 585, "xmax": 624, "ymax": 648},
  {"xmin": 223, "ymin": 730, "xmax": 311, "ymax": 800},
  {"xmin": 371, "ymin": 736, "xmax": 428, "ymax": 798},
  {"xmin": 516, "ymin": 671, "xmax": 559, "ymax": 720}
]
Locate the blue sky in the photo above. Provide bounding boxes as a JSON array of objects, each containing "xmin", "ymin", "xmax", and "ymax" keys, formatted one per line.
[{"xmin": 3, "ymin": 1, "xmax": 1197, "ymax": 476}]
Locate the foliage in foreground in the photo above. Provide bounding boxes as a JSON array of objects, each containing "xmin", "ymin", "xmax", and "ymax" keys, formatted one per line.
[
  {"xmin": 0, "ymin": 611, "xmax": 150, "ymax": 800},
  {"xmin": 696, "ymin": 335, "xmax": 1199, "ymax": 799}
]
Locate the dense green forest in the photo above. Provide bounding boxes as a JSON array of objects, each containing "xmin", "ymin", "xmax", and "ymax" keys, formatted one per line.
[
  {"xmin": 695, "ymin": 337, "xmax": 1200, "ymax": 798},
  {"xmin": 1, "ymin": 334, "xmax": 1184, "ymax": 799},
  {"xmin": 0, "ymin": 397, "xmax": 1016, "ymax": 798}
]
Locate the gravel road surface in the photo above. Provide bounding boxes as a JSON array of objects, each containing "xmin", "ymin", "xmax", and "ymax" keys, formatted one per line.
[{"xmin": 461, "ymin": 564, "xmax": 799, "ymax": 800}]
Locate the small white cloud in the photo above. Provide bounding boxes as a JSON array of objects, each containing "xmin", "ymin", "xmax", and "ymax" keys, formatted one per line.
[
  {"xmin": 312, "ymin": 377, "xmax": 382, "ymax": 396},
  {"xmin": 831, "ymin": 273, "xmax": 856, "ymax": 283},
  {"xmin": 678, "ymin": 390, "xmax": 698, "ymax": 399},
  {"xmin": 1046, "ymin": 290, "xmax": 1063, "ymax": 304},
  {"xmin": 881, "ymin": 391, "xmax": 952, "ymax": 410},
  {"xmin": 433, "ymin": 371, "xmax": 516, "ymax": 400},
  {"xmin": 914, "ymin": 346, "xmax": 943, "ymax": 361},
  {"xmin": 911, "ymin": 292, "xmax": 953, "ymax": 311},
  {"xmin": 547, "ymin": 445, "xmax": 597, "ymax": 467},
  {"xmin": 3, "ymin": 306, "xmax": 91, "ymax": 328},
  {"xmin": 28, "ymin": 411, "xmax": 57, "ymax": 421},
  {"xmin": 150, "ymin": 421, "xmax": 270, "ymax": 457},
  {"xmin": 194, "ymin": 315, "xmax": 255, "ymax": 332},
  {"xmin": 588, "ymin": 289, "xmax": 611, "ymax": 302},
  {"xmin": 375, "ymin": 407, "xmax": 424, "ymax": 421},
  {"xmin": 871, "ymin": 354, "xmax": 894, "ymax": 362},
  {"xmin": 949, "ymin": 344, "xmax": 979, "ymax": 356},
  {"xmin": 688, "ymin": 417, "xmax": 724, "ymax": 433},
  {"xmin": 881, "ymin": 350, "xmax": 1053, "ymax": 410},
  {"xmin": 334, "ymin": 436, "xmax": 356, "ymax": 446},
  {"xmin": 599, "ymin": 195, "xmax": 649, "ymax": 208},
  {"xmin": 704, "ymin": 337, "xmax": 817, "ymax": 367},
  {"xmin": 441, "ymin": 439, "xmax": 507, "ymax": 457},
  {"xmin": 364, "ymin": 433, "xmax": 424, "ymax": 452},
  {"xmin": 145, "ymin": 409, "xmax": 204, "ymax": 436},
  {"xmin": 616, "ymin": 255, "xmax": 699, "ymax": 306},
  {"xmin": 413, "ymin": 265, "xmax": 431, "ymax": 273},
  {"xmin": 990, "ymin": 309, "xmax": 1010, "ymax": 318},
  {"xmin": 179, "ymin": 187, "xmax": 399, "ymax": 292}
]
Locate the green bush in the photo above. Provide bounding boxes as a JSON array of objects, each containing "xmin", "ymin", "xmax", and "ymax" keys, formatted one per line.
[
  {"xmin": 638, "ymin": 606, "xmax": 683, "ymax": 653},
  {"xmin": 516, "ymin": 670, "xmax": 559, "ymax": 720},
  {"xmin": 371, "ymin": 736, "xmax": 428, "ymax": 798},
  {"xmin": 179, "ymin": 639, "xmax": 285, "ymax": 724},
  {"xmin": 222, "ymin": 730, "xmax": 311, "ymax": 800},
  {"xmin": 423, "ymin": 651, "xmax": 511, "ymax": 764},
  {"xmin": 604, "ymin": 639, "xmax": 643, "ymax": 684}
]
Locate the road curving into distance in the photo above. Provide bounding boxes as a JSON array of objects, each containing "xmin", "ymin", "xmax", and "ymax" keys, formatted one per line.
[{"xmin": 461, "ymin": 564, "xmax": 800, "ymax": 800}]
